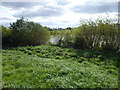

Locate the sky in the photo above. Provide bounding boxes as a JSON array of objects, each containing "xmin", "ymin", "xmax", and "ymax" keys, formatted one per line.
[{"xmin": 0, "ymin": 0, "xmax": 119, "ymax": 28}]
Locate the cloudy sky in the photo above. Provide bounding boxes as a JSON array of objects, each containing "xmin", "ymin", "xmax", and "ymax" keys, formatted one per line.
[{"xmin": 0, "ymin": 0, "xmax": 118, "ymax": 28}]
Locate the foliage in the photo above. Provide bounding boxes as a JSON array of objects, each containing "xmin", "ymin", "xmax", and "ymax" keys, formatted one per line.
[
  {"xmin": 2, "ymin": 17, "xmax": 119, "ymax": 52},
  {"xmin": 50, "ymin": 29, "xmax": 77, "ymax": 48},
  {"xmin": 2, "ymin": 45, "xmax": 119, "ymax": 88},
  {"xmin": 74, "ymin": 19, "xmax": 120, "ymax": 51},
  {"xmin": 10, "ymin": 17, "xmax": 50, "ymax": 46},
  {"xmin": 1, "ymin": 25, "xmax": 13, "ymax": 46},
  {"xmin": 50, "ymin": 18, "xmax": 119, "ymax": 52},
  {"xmin": 2, "ymin": 16, "xmax": 119, "ymax": 88}
]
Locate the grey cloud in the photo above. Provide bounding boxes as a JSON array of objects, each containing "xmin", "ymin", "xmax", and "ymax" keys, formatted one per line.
[
  {"xmin": 14, "ymin": 6, "xmax": 64, "ymax": 18},
  {"xmin": 0, "ymin": 22, "xmax": 10, "ymax": 27},
  {"xmin": 0, "ymin": 17, "xmax": 11, "ymax": 20},
  {"xmin": 1, "ymin": 1, "xmax": 69, "ymax": 10},
  {"xmin": 1, "ymin": 2, "xmax": 65, "ymax": 18},
  {"xmin": 1, "ymin": 1, "xmax": 70, "ymax": 10},
  {"xmin": 119, "ymin": 1, "xmax": 120, "ymax": 16},
  {"xmin": 72, "ymin": 2, "xmax": 118, "ymax": 14},
  {"xmin": 1, "ymin": 2, "xmax": 45, "ymax": 9}
]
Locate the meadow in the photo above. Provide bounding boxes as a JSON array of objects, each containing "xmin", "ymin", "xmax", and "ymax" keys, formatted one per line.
[{"xmin": 2, "ymin": 45, "xmax": 119, "ymax": 88}]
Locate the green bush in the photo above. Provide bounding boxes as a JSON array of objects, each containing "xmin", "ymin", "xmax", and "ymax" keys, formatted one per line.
[
  {"xmin": 74, "ymin": 18, "xmax": 120, "ymax": 51},
  {"xmin": 1, "ymin": 25, "xmax": 13, "ymax": 46},
  {"xmin": 10, "ymin": 17, "xmax": 50, "ymax": 46},
  {"xmin": 50, "ymin": 18, "xmax": 119, "ymax": 52}
]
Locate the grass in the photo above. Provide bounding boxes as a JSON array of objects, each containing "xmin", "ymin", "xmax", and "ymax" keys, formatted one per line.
[{"xmin": 2, "ymin": 45, "xmax": 119, "ymax": 88}]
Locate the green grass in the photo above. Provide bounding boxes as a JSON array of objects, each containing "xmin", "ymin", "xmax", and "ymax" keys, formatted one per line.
[{"xmin": 2, "ymin": 45, "xmax": 119, "ymax": 88}]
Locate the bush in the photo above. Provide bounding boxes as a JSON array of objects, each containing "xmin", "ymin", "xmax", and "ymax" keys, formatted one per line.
[
  {"xmin": 10, "ymin": 17, "xmax": 50, "ymax": 46},
  {"xmin": 74, "ymin": 18, "xmax": 120, "ymax": 51},
  {"xmin": 1, "ymin": 25, "xmax": 13, "ymax": 46}
]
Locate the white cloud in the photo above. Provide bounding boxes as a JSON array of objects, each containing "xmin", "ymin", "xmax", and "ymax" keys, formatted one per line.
[
  {"xmin": 0, "ymin": 6, "xmax": 18, "ymax": 26},
  {"xmin": 0, "ymin": 0, "xmax": 118, "ymax": 28},
  {"xmin": 1, "ymin": 0, "xmax": 118, "ymax": 2}
]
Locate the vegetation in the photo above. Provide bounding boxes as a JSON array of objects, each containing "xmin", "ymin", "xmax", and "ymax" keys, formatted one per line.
[
  {"xmin": 2, "ymin": 17, "xmax": 50, "ymax": 46},
  {"xmin": 50, "ymin": 29, "xmax": 77, "ymax": 47},
  {"xmin": 2, "ymin": 17, "xmax": 120, "ymax": 52},
  {"xmin": 1, "ymin": 26, "xmax": 13, "ymax": 46},
  {"xmin": 75, "ymin": 19, "xmax": 119, "ymax": 51},
  {"xmin": 51, "ymin": 19, "xmax": 120, "ymax": 51},
  {"xmin": 2, "ymin": 45, "xmax": 119, "ymax": 88},
  {"xmin": 1, "ymin": 17, "xmax": 120, "ymax": 88}
]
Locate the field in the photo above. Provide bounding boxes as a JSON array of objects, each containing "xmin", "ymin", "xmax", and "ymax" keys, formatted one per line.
[{"xmin": 2, "ymin": 45, "xmax": 119, "ymax": 88}]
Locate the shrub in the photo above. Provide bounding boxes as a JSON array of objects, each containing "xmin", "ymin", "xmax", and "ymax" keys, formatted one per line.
[
  {"xmin": 1, "ymin": 25, "xmax": 13, "ymax": 46},
  {"xmin": 10, "ymin": 17, "xmax": 50, "ymax": 46},
  {"xmin": 74, "ymin": 18, "xmax": 120, "ymax": 51}
]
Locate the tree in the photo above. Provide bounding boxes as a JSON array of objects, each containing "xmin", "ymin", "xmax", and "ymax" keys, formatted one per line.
[{"xmin": 10, "ymin": 17, "xmax": 50, "ymax": 46}]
